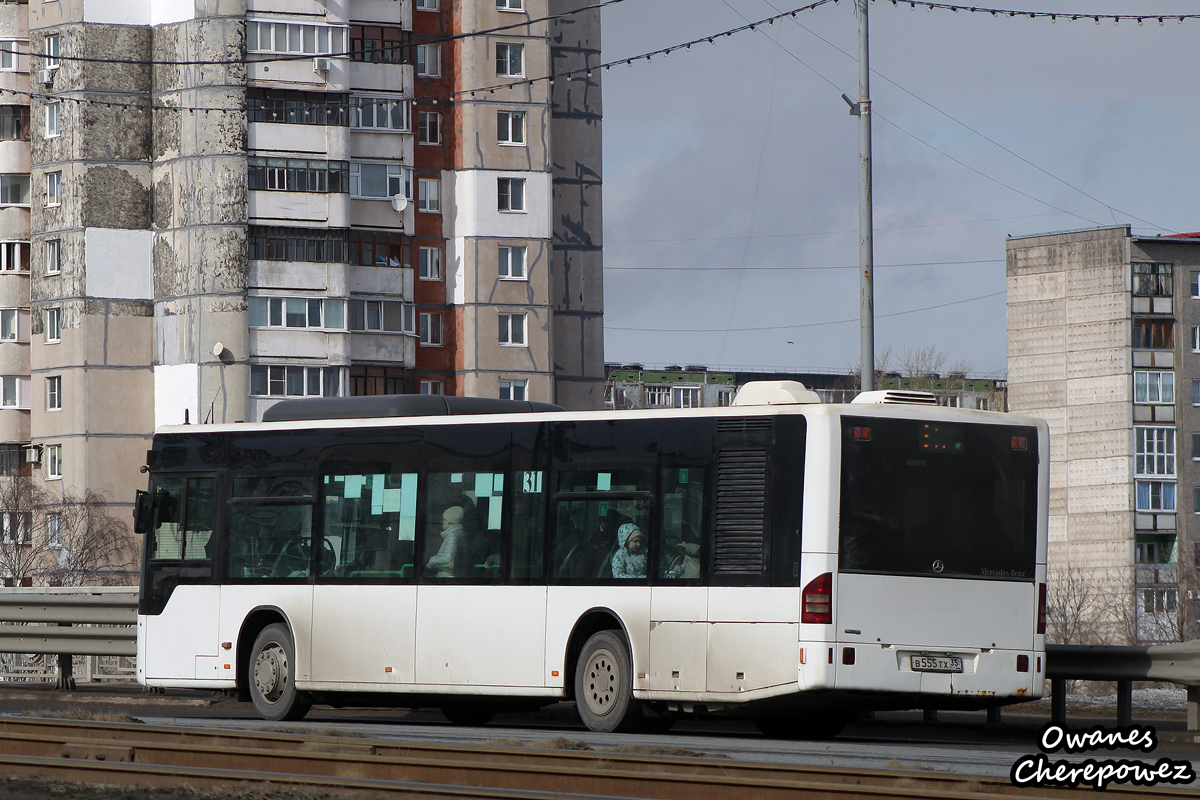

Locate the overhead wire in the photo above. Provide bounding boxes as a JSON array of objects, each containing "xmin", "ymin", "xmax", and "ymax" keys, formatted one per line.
[
  {"xmin": 608, "ymin": 290, "xmax": 1006, "ymax": 332},
  {"xmin": 884, "ymin": 1, "xmax": 1200, "ymax": 25},
  {"xmin": 608, "ymin": 258, "xmax": 1002, "ymax": 271}
]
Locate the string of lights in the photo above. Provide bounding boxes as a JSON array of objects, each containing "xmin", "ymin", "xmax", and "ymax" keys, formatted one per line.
[
  {"xmin": 14, "ymin": 0, "xmax": 627, "ymax": 68},
  {"xmin": 884, "ymin": 0, "xmax": 1200, "ymax": 25},
  {"xmin": 0, "ymin": 1, "xmax": 840, "ymax": 115}
]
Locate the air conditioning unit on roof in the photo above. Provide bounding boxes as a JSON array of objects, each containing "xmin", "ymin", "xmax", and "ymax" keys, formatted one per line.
[{"xmin": 851, "ymin": 390, "xmax": 938, "ymax": 406}]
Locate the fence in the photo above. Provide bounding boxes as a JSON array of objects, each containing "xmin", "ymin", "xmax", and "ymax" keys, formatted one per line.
[{"xmin": 0, "ymin": 587, "xmax": 136, "ymax": 689}]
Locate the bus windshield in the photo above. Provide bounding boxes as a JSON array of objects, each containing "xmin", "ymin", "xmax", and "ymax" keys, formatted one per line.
[{"xmin": 838, "ymin": 416, "xmax": 1038, "ymax": 582}]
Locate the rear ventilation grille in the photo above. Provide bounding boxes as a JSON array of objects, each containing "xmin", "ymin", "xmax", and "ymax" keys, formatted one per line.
[
  {"xmin": 713, "ymin": 449, "xmax": 767, "ymax": 574},
  {"xmin": 851, "ymin": 390, "xmax": 938, "ymax": 406},
  {"xmin": 716, "ymin": 417, "xmax": 774, "ymax": 434}
]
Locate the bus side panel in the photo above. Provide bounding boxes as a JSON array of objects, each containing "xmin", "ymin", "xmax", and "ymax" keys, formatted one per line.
[
  {"xmin": 706, "ymin": 587, "xmax": 800, "ymax": 693},
  {"xmin": 310, "ymin": 585, "xmax": 417, "ymax": 684},
  {"xmin": 218, "ymin": 585, "xmax": 315, "ymax": 680},
  {"xmin": 647, "ymin": 586, "xmax": 708, "ymax": 692},
  {"xmin": 141, "ymin": 585, "xmax": 221, "ymax": 682},
  {"xmin": 415, "ymin": 585, "xmax": 546, "ymax": 688},
  {"xmin": 545, "ymin": 586, "xmax": 650, "ymax": 690}
]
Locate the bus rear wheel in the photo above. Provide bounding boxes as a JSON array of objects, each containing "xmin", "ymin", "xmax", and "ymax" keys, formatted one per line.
[
  {"xmin": 574, "ymin": 631, "xmax": 643, "ymax": 733},
  {"xmin": 249, "ymin": 623, "xmax": 312, "ymax": 722}
]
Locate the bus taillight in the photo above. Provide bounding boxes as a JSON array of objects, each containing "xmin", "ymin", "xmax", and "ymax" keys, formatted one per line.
[
  {"xmin": 801, "ymin": 572, "xmax": 832, "ymax": 624},
  {"xmin": 1037, "ymin": 582, "xmax": 1047, "ymax": 635}
]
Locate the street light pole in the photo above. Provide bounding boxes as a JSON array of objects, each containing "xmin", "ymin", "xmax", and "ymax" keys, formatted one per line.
[{"xmin": 856, "ymin": 0, "xmax": 875, "ymax": 392}]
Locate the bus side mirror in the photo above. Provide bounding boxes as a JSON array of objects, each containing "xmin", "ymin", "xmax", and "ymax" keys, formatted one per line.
[{"xmin": 133, "ymin": 490, "xmax": 153, "ymax": 534}]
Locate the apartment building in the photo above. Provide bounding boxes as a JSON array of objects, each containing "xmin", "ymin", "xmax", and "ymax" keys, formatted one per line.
[
  {"xmin": 0, "ymin": 0, "xmax": 602, "ymax": 528},
  {"xmin": 1007, "ymin": 226, "xmax": 1200, "ymax": 643}
]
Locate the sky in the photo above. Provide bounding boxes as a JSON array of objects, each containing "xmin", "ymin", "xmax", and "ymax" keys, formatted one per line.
[{"xmin": 597, "ymin": 0, "xmax": 1200, "ymax": 377}]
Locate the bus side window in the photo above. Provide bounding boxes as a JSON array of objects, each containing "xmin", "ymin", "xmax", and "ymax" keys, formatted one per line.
[
  {"xmin": 510, "ymin": 470, "xmax": 545, "ymax": 581},
  {"xmin": 422, "ymin": 471, "xmax": 504, "ymax": 582},
  {"xmin": 321, "ymin": 472, "xmax": 417, "ymax": 581},
  {"xmin": 226, "ymin": 476, "xmax": 314, "ymax": 581},
  {"xmin": 656, "ymin": 467, "xmax": 706, "ymax": 580}
]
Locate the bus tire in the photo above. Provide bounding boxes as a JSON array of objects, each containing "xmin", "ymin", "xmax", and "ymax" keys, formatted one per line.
[
  {"xmin": 575, "ymin": 630, "xmax": 642, "ymax": 733},
  {"xmin": 441, "ymin": 703, "xmax": 496, "ymax": 726},
  {"xmin": 249, "ymin": 623, "xmax": 312, "ymax": 722}
]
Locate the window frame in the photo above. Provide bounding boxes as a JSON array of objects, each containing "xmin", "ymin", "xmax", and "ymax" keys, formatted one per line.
[
  {"xmin": 0, "ymin": 241, "xmax": 28, "ymax": 272},
  {"xmin": 417, "ymin": 110, "xmax": 441, "ymax": 144},
  {"xmin": 497, "ymin": 110, "xmax": 525, "ymax": 146},
  {"xmin": 415, "ymin": 43, "xmax": 441, "ymax": 77},
  {"xmin": 419, "ymin": 379, "xmax": 444, "ymax": 395},
  {"xmin": 1134, "ymin": 426, "xmax": 1175, "ymax": 478},
  {"xmin": 1134, "ymin": 370, "xmax": 1175, "ymax": 405},
  {"xmin": 349, "ymin": 161, "xmax": 412, "ymax": 200},
  {"xmin": 495, "ymin": 42, "xmax": 524, "ymax": 77},
  {"xmin": 499, "ymin": 378, "xmax": 527, "ymax": 401},
  {"xmin": 497, "ymin": 176, "xmax": 526, "ymax": 212},
  {"xmin": 45, "ymin": 375, "xmax": 61, "ymax": 411},
  {"xmin": 0, "ymin": 40, "xmax": 23, "ymax": 72},
  {"xmin": 44, "ymin": 100, "xmax": 60, "ymax": 139},
  {"xmin": 44, "ymin": 34, "xmax": 59, "ymax": 70},
  {"xmin": 417, "ymin": 177, "xmax": 440, "ymax": 213},
  {"xmin": 0, "ymin": 175, "xmax": 30, "ymax": 206},
  {"xmin": 497, "ymin": 0, "xmax": 525, "ymax": 10},
  {"xmin": 45, "ymin": 170, "xmax": 61, "ymax": 208},
  {"xmin": 418, "ymin": 246, "xmax": 442, "ymax": 281},
  {"xmin": 44, "ymin": 307, "xmax": 60, "ymax": 344},
  {"xmin": 1136, "ymin": 478, "xmax": 1176, "ymax": 513},
  {"xmin": 416, "ymin": 0, "xmax": 439, "ymax": 9},
  {"xmin": 498, "ymin": 311, "xmax": 526, "ymax": 347},
  {"xmin": 349, "ymin": 95, "xmax": 410, "ymax": 132},
  {"xmin": 498, "ymin": 244, "xmax": 526, "ymax": 280},
  {"xmin": 44, "ymin": 238, "xmax": 61, "ymax": 275},
  {"xmin": 245, "ymin": 19, "xmax": 348, "ymax": 56},
  {"xmin": 249, "ymin": 364, "xmax": 346, "ymax": 398},
  {"xmin": 419, "ymin": 311, "xmax": 442, "ymax": 346}
]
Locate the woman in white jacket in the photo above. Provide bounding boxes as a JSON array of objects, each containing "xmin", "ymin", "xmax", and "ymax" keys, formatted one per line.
[{"xmin": 426, "ymin": 505, "xmax": 465, "ymax": 578}]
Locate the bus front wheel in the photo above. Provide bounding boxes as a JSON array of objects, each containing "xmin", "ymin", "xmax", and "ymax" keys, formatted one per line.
[
  {"xmin": 248, "ymin": 623, "xmax": 312, "ymax": 722},
  {"xmin": 574, "ymin": 631, "xmax": 642, "ymax": 733}
]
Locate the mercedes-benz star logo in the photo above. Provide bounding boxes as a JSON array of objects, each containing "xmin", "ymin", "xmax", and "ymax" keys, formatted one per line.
[{"xmin": 932, "ymin": 560, "xmax": 945, "ymax": 573}]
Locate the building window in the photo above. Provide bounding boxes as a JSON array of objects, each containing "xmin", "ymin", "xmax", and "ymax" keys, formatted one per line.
[
  {"xmin": 673, "ymin": 386, "xmax": 702, "ymax": 408},
  {"xmin": 0, "ymin": 309, "xmax": 16, "ymax": 341},
  {"xmin": 416, "ymin": 0, "xmax": 438, "ymax": 9},
  {"xmin": 495, "ymin": 43, "xmax": 524, "ymax": 77},
  {"xmin": 44, "ymin": 34, "xmax": 59, "ymax": 69},
  {"xmin": 346, "ymin": 229, "xmax": 404, "ymax": 267},
  {"xmin": 419, "ymin": 380, "xmax": 443, "ymax": 395},
  {"xmin": 44, "ymin": 307, "xmax": 60, "ymax": 343},
  {"xmin": 497, "ymin": 110, "xmax": 525, "ymax": 145},
  {"xmin": 0, "ymin": 106, "xmax": 30, "ymax": 141},
  {"xmin": 248, "ymin": 158, "xmax": 348, "ymax": 193},
  {"xmin": 1136, "ymin": 479, "xmax": 1176, "ymax": 513},
  {"xmin": 717, "ymin": 388, "xmax": 734, "ymax": 407},
  {"xmin": 0, "ymin": 241, "xmax": 28, "ymax": 271},
  {"xmin": 415, "ymin": 44, "xmax": 440, "ymax": 77},
  {"xmin": 45, "ymin": 101, "xmax": 60, "ymax": 139},
  {"xmin": 349, "ymin": 95, "xmax": 408, "ymax": 131},
  {"xmin": 1192, "ymin": 272, "xmax": 1200, "ymax": 299},
  {"xmin": 1193, "ymin": 326, "xmax": 1200, "ymax": 353},
  {"xmin": 250, "ymin": 365, "xmax": 344, "ymax": 398},
  {"xmin": 499, "ymin": 379, "xmax": 526, "ymax": 401},
  {"xmin": 498, "ymin": 245, "xmax": 526, "ymax": 280},
  {"xmin": 248, "ymin": 88, "xmax": 349, "ymax": 126},
  {"xmin": 346, "ymin": 299, "xmax": 413, "ymax": 332},
  {"xmin": 1, "ymin": 511, "xmax": 30, "ymax": 544},
  {"xmin": 1193, "ymin": 433, "xmax": 1200, "ymax": 461},
  {"xmin": 46, "ymin": 444, "xmax": 62, "ymax": 480},
  {"xmin": 1133, "ymin": 370, "xmax": 1173, "ymax": 404},
  {"xmin": 497, "ymin": 177, "xmax": 525, "ymax": 212},
  {"xmin": 497, "ymin": 0, "xmax": 524, "ymax": 9},
  {"xmin": 248, "ymin": 226, "xmax": 347, "ymax": 264},
  {"xmin": 45, "ymin": 375, "xmax": 61, "ymax": 411},
  {"xmin": 348, "ymin": 24, "xmax": 409, "ymax": 64},
  {"xmin": 1194, "ymin": 379, "xmax": 1200, "ymax": 407},
  {"xmin": 249, "ymin": 296, "xmax": 410, "ymax": 333},
  {"xmin": 419, "ymin": 312, "xmax": 442, "ymax": 346},
  {"xmin": 44, "ymin": 238, "xmax": 61, "ymax": 275},
  {"xmin": 44, "ymin": 171, "xmax": 61, "ymax": 207},
  {"xmin": 1132, "ymin": 319, "xmax": 1174, "ymax": 349},
  {"xmin": 1135, "ymin": 427, "xmax": 1175, "ymax": 477},
  {"xmin": 1142, "ymin": 588, "xmax": 1178, "ymax": 614},
  {"xmin": 246, "ymin": 20, "xmax": 348, "ymax": 56},
  {"xmin": 0, "ymin": 41, "xmax": 20, "ymax": 72},
  {"xmin": 349, "ymin": 366, "xmax": 407, "ymax": 396},
  {"xmin": 417, "ymin": 111, "xmax": 440, "ymax": 144},
  {"xmin": 47, "ymin": 513, "xmax": 62, "ymax": 549},
  {"xmin": 644, "ymin": 385, "xmax": 670, "ymax": 407},
  {"xmin": 349, "ymin": 162, "xmax": 411, "ymax": 200},
  {"xmin": 0, "ymin": 376, "xmax": 21, "ymax": 408},
  {"xmin": 417, "ymin": 178, "xmax": 440, "ymax": 212},
  {"xmin": 419, "ymin": 246, "xmax": 442, "ymax": 280},
  {"xmin": 1132, "ymin": 263, "xmax": 1173, "ymax": 297},
  {"xmin": 0, "ymin": 175, "xmax": 29, "ymax": 205},
  {"xmin": 498, "ymin": 312, "xmax": 525, "ymax": 346}
]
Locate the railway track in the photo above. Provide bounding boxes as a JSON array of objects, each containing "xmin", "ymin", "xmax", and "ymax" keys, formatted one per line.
[{"xmin": 0, "ymin": 716, "xmax": 1191, "ymax": 799}]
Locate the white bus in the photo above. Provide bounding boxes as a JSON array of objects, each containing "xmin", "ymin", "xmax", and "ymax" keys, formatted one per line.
[{"xmin": 134, "ymin": 381, "xmax": 1048, "ymax": 736}]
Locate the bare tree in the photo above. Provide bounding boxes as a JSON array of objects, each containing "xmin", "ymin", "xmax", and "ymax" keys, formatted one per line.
[
  {"xmin": 1046, "ymin": 565, "xmax": 1103, "ymax": 645},
  {"xmin": 0, "ymin": 477, "xmax": 137, "ymax": 587}
]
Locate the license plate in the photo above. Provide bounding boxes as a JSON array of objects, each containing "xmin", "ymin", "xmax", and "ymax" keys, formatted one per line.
[{"xmin": 911, "ymin": 655, "xmax": 963, "ymax": 673}]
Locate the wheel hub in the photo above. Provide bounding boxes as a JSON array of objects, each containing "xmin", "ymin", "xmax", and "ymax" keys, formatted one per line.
[
  {"xmin": 253, "ymin": 642, "xmax": 288, "ymax": 703},
  {"xmin": 583, "ymin": 647, "xmax": 619, "ymax": 717}
]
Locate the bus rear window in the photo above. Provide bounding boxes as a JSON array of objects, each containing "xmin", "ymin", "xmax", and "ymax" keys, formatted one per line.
[{"xmin": 839, "ymin": 417, "xmax": 1037, "ymax": 582}]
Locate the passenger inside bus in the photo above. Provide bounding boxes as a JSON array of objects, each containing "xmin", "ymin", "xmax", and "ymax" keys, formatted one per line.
[
  {"xmin": 611, "ymin": 523, "xmax": 647, "ymax": 579},
  {"xmin": 425, "ymin": 505, "xmax": 464, "ymax": 577}
]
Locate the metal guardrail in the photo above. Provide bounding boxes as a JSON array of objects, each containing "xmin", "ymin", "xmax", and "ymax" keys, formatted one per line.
[
  {"xmin": 1046, "ymin": 642, "xmax": 1200, "ymax": 730},
  {"xmin": 0, "ymin": 588, "xmax": 137, "ymax": 689}
]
